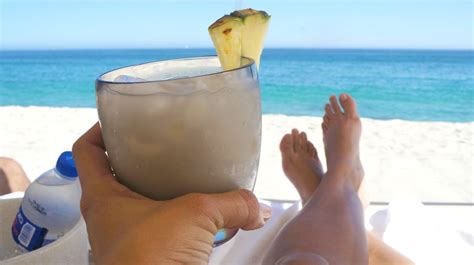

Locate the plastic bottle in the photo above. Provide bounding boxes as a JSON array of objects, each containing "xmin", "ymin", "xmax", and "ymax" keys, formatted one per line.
[{"xmin": 11, "ymin": 151, "xmax": 82, "ymax": 252}]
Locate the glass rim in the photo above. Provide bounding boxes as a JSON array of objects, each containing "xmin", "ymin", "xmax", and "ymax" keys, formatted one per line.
[{"xmin": 96, "ymin": 55, "xmax": 255, "ymax": 85}]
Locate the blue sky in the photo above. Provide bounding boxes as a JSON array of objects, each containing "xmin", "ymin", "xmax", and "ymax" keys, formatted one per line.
[{"xmin": 0, "ymin": 0, "xmax": 472, "ymax": 50}]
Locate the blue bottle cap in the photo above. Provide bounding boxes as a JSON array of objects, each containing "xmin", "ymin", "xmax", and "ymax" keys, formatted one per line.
[{"xmin": 56, "ymin": 151, "xmax": 78, "ymax": 178}]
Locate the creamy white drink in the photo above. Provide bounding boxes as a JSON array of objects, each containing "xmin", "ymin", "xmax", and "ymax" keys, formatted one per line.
[{"xmin": 96, "ymin": 57, "xmax": 261, "ymax": 201}]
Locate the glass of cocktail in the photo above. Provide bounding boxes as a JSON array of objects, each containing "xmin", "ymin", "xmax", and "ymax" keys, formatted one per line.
[{"xmin": 95, "ymin": 56, "xmax": 261, "ymax": 246}]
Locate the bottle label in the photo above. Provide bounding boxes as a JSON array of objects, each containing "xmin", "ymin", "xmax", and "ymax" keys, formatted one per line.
[{"xmin": 11, "ymin": 207, "xmax": 48, "ymax": 251}]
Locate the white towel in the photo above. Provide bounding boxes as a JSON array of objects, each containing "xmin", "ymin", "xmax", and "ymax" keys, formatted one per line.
[
  {"xmin": 210, "ymin": 200, "xmax": 300, "ymax": 265},
  {"xmin": 2, "ymin": 194, "xmax": 472, "ymax": 265}
]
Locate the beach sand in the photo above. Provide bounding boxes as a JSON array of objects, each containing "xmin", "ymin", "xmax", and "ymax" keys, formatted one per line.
[{"xmin": 1, "ymin": 106, "xmax": 473, "ymax": 202}]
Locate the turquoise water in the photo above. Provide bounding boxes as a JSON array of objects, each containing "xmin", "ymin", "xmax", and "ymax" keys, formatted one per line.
[{"xmin": 1, "ymin": 49, "xmax": 473, "ymax": 122}]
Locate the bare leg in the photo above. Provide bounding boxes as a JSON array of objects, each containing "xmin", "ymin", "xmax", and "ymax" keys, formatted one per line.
[
  {"xmin": 0, "ymin": 157, "xmax": 30, "ymax": 196},
  {"xmin": 367, "ymin": 232, "xmax": 414, "ymax": 265},
  {"xmin": 277, "ymin": 131, "xmax": 413, "ymax": 265},
  {"xmin": 263, "ymin": 94, "xmax": 367, "ymax": 265}
]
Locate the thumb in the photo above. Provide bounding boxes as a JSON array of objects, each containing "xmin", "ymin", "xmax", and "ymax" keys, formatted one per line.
[{"xmin": 206, "ymin": 189, "xmax": 272, "ymax": 231}]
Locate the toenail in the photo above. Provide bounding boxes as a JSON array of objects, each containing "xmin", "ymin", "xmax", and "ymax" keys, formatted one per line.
[{"xmin": 340, "ymin": 94, "xmax": 348, "ymax": 101}]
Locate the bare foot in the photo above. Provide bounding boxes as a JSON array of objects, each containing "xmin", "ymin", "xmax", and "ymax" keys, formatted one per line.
[
  {"xmin": 322, "ymin": 93, "xmax": 364, "ymax": 190},
  {"xmin": 280, "ymin": 129, "xmax": 323, "ymax": 204}
]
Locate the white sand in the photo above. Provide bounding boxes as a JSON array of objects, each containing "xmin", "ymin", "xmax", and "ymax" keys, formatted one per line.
[{"xmin": 1, "ymin": 106, "xmax": 473, "ymax": 202}]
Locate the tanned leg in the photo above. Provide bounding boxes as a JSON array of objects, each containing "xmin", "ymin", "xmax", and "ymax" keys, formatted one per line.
[
  {"xmin": 267, "ymin": 94, "xmax": 414, "ymax": 265},
  {"xmin": 0, "ymin": 157, "xmax": 30, "ymax": 195},
  {"xmin": 263, "ymin": 94, "xmax": 367, "ymax": 265}
]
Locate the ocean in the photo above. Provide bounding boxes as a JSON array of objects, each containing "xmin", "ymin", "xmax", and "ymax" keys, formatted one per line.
[{"xmin": 1, "ymin": 49, "xmax": 473, "ymax": 122}]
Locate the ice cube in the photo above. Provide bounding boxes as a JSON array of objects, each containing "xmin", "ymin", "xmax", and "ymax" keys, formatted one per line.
[{"xmin": 114, "ymin": 75, "xmax": 147, "ymax": 83}]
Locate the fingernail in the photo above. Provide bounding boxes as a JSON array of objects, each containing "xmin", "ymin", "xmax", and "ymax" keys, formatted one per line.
[
  {"xmin": 259, "ymin": 203, "xmax": 272, "ymax": 219},
  {"xmin": 340, "ymin": 94, "xmax": 348, "ymax": 101}
]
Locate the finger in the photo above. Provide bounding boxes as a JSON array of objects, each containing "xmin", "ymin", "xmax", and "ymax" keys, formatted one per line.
[
  {"xmin": 206, "ymin": 189, "xmax": 271, "ymax": 231},
  {"xmin": 72, "ymin": 122, "xmax": 118, "ymax": 196}
]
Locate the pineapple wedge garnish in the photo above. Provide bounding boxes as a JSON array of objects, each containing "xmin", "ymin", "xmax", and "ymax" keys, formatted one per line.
[
  {"xmin": 208, "ymin": 15, "xmax": 243, "ymax": 71},
  {"xmin": 231, "ymin": 9, "xmax": 270, "ymax": 69},
  {"xmin": 209, "ymin": 9, "xmax": 270, "ymax": 70}
]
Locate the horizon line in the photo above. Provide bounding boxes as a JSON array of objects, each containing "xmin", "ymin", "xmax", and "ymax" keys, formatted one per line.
[{"xmin": 1, "ymin": 47, "xmax": 473, "ymax": 52}]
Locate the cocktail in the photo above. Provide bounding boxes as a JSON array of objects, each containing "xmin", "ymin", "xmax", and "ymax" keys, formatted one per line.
[
  {"xmin": 96, "ymin": 56, "xmax": 261, "ymax": 245},
  {"xmin": 96, "ymin": 8, "xmax": 270, "ymax": 245}
]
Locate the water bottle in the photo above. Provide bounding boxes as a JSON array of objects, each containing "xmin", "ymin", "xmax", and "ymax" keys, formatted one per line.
[{"xmin": 11, "ymin": 151, "xmax": 82, "ymax": 252}]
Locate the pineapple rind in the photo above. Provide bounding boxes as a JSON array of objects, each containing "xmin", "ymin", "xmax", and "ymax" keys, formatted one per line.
[{"xmin": 230, "ymin": 8, "xmax": 270, "ymax": 19}]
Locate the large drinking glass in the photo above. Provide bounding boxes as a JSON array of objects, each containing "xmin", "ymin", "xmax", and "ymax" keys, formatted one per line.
[{"xmin": 95, "ymin": 56, "xmax": 261, "ymax": 246}]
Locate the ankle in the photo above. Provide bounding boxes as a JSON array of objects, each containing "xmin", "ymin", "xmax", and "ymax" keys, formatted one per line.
[
  {"xmin": 321, "ymin": 173, "xmax": 358, "ymax": 194},
  {"xmin": 305, "ymin": 177, "xmax": 363, "ymax": 214}
]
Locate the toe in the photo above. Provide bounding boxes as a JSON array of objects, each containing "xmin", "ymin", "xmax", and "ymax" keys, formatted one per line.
[
  {"xmin": 292, "ymin": 129, "xmax": 302, "ymax": 152},
  {"xmin": 300, "ymin": 132, "xmax": 309, "ymax": 152},
  {"xmin": 305, "ymin": 134, "xmax": 314, "ymax": 154},
  {"xmin": 339, "ymin": 93, "xmax": 359, "ymax": 118},
  {"xmin": 329, "ymin": 95, "xmax": 342, "ymax": 114},
  {"xmin": 309, "ymin": 142, "xmax": 317, "ymax": 158},
  {"xmin": 324, "ymin": 104, "xmax": 334, "ymax": 118},
  {"xmin": 323, "ymin": 115, "xmax": 329, "ymax": 124},
  {"xmin": 280, "ymin": 134, "xmax": 295, "ymax": 155},
  {"xmin": 321, "ymin": 122, "xmax": 328, "ymax": 133},
  {"xmin": 322, "ymin": 115, "xmax": 329, "ymax": 132}
]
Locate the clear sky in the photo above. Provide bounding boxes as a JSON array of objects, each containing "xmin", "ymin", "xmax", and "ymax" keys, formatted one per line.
[{"xmin": 0, "ymin": 0, "xmax": 472, "ymax": 50}]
